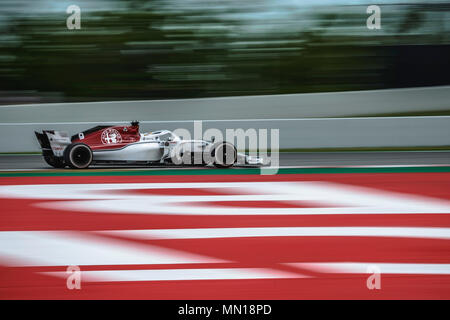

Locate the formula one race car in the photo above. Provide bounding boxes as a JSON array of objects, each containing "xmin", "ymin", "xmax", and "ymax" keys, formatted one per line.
[{"xmin": 35, "ymin": 121, "xmax": 263, "ymax": 169}]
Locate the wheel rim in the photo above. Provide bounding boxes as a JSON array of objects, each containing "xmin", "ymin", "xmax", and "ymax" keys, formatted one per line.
[{"xmin": 215, "ymin": 143, "xmax": 236, "ymax": 166}]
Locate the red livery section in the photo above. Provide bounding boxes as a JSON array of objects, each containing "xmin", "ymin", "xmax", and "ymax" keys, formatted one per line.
[
  {"xmin": 72, "ymin": 124, "xmax": 141, "ymax": 150},
  {"xmin": 0, "ymin": 170, "xmax": 449, "ymax": 299}
]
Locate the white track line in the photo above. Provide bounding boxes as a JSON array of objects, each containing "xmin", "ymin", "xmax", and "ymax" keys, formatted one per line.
[
  {"xmin": 30, "ymin": 181, "xmax": 450, "ymax": 215},
  {"xmin": 0, "ymin": 231, "xmax": 222, "ymax": 267},
  {"xmin": 98, "ymin": 227, "xmax": 450, "ymax": 240},
  {"xmin": 43, "ymin": 268, "xmax": 305, "ymax": 282},
  {"xmin": 2, "ymin": 116, "xmax": 450, "ymax": 124},
  {"xmin": 287, "ymin": 262, "xmax": 450, "ymax": 275}
]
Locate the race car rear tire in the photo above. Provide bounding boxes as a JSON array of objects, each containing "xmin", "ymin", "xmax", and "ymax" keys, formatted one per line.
[
  {"xmin": 43, "ymin": 155, "xmax": 66, "ymax": 168},
  {"xmin": 64, "ymin": 143, "xmax": 93, "ymax": 169},
  {"xmin": 212, "ymin": 142, "xmax": 237, "ymax": 168}
]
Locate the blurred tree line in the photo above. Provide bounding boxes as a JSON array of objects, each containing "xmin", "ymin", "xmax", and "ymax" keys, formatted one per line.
[{"xmin": 0, "ymin": 1, "xmax": 449, "ymax": 103}]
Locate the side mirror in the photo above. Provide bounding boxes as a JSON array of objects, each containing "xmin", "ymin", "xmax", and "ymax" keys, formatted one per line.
[{"xmin": 211, "ymin": 137, "xmax": 215, "ymax": 143}]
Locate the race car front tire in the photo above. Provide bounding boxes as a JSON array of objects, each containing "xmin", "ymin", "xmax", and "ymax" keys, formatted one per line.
[
  {"xmin": 64, "ymin": 143, "xmax": 93, "ymax": 169},
  {"xmin": 43, "ymin": 155, "xmax": 66, "ymax": 168},
  {"xmin": 212, "ymin": 142, "xmax": 237, "ymax": 168}
]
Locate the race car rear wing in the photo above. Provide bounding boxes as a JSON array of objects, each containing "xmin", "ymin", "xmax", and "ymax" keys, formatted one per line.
[{"xmin": 35, "ymin": 130, "xmax": 71, "ymax": 157}]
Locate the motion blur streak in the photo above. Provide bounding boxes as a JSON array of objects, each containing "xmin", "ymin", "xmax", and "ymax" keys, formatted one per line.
[
  {"xmin": 98, "ymin": 227, "xmax": 450, "ymax": 240},
  {"xmin": 288, "ymin": 263, "xmax": 450, "ymax": 275},
  {"xmin": 1, "ymin": 1, "xmax": 449, "ymax": 104},
  {"xmin": 0, "ymin": 231, "xmax": 221, "ymax": 267},
  {"xmin": 0, "ymin": 168, "xmax": 449, "ymax": 299},
  {"xmin": 43, "ymin": 268, "xmax": 304, "ymax": 282}
]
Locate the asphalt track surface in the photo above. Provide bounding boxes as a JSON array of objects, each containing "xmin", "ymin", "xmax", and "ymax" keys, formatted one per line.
[
  {"xmin": 1, "ymin": 153, "xmax": 450, "ymax": 299},
  {"xmin": 0, "ymin": 151, "xmax": 449, "ymax": 170}
]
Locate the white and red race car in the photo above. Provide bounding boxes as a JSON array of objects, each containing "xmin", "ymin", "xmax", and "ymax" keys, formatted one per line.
[{"xmin": 35, "ymin": 121, "xmax": 263, "ymax": 169}]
